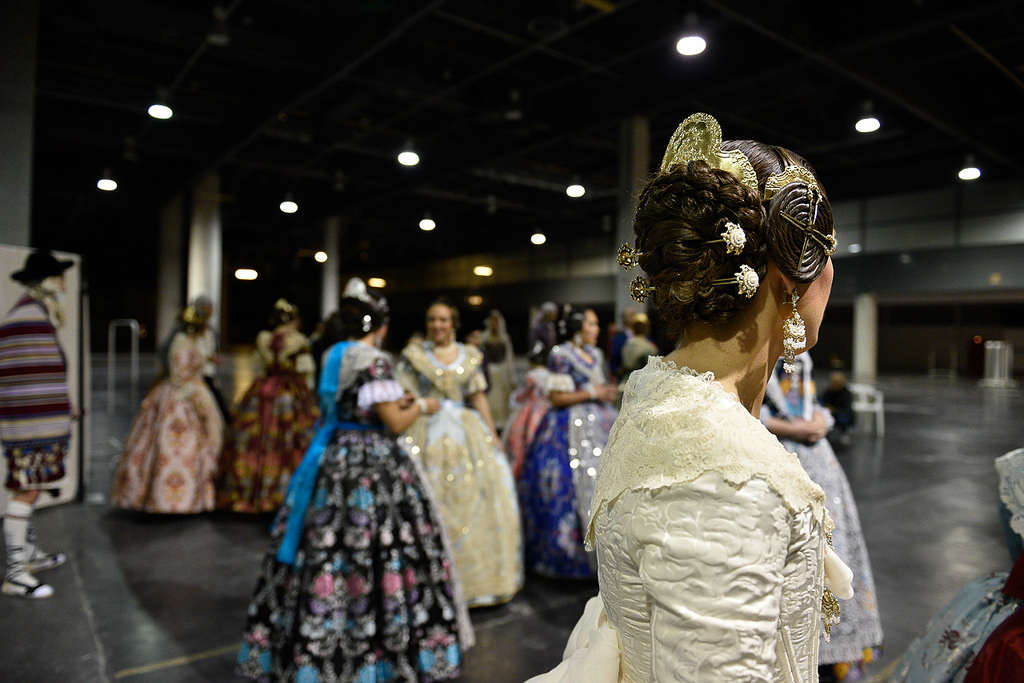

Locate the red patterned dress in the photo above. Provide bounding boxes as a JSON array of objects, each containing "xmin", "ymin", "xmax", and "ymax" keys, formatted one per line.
[{"xmin": 218, "ymin": 327, "xmax": 318, "ymax": 513}]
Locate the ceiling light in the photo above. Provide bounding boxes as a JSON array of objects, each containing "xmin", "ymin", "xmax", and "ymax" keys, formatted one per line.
[
  {"xmin": 467, "ymin": 295, "xmax": 483, "ymax": 306},
  {"xmin": 147, "ymin": 103, "xmax": 173, "ymax": 120},
  {"xmin": 855, "ymin": 116, "xmax": 880, "ymax": 133},
  {"xmin": 676, "ymin": 13, "xmax": 706, "ymax": 56},
  {"xmin": 234, "ymin": 268, "xmax": 258, "ymax": 281},
  {"xmin": 473, "ymin": 265, "xmax": 493, "ymax": 277},
  {"xmin": 314, "ymin": 251, "xmax": 328, "ymax": 263},
  {"xmin": 96, "ymin": 169, "xmax": 117, "ymax": 192},
  {"xmin": 958, "ymin": 155, "xmax": 981, "ymax": 181},
  {"xmin": 279, "ymin": 193, "xmax": 298, "ymax": 213},
  {"xmin": 855, "ymin": 101, "xmax": 880, "ymax": 133},
  {"xmin": 531, "ymin": 232, "xmax": 546, "ymax": 245},
  {"xmin": 566, "ymin": 178, "xmax": 586, "ymax": 198},
  {"xmin": 676, "ymin": 35, "xmax": 706, "ymax": 56},
  {"xmin": 367, "ymin": 277, "xmax": 386, "ymax": 288},
  {"xmin": 397, "ymin": 141, "xmax": 419, "ymax": 166},
  {"xmin": 419, "ymin": 212, "xmax": 436, "ymax": 231}
]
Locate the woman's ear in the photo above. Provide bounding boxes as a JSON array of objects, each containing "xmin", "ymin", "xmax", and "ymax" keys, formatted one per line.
[{"xmin": 765, "ymin": 261, "xmax": 796, "ymax": 298}]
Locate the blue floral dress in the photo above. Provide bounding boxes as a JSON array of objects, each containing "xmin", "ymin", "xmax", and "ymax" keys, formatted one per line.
[
  {"xmin": 518, "ymin": 343, "xmax": 617, "ymax": 578},
  {"xmin": 237, "ymin": 341, "xmax": 473, "ymax": 683}
]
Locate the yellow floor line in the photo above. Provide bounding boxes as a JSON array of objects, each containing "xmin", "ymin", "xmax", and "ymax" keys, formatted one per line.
[{"xmin": 113, "ymin": 643, "xmax": 237, "ymax": 679}]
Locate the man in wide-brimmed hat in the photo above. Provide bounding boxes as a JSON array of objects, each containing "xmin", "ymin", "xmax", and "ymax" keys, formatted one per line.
[{"xmin": 0, "ymin": 249, "xmax": 75, "ymax": 599}]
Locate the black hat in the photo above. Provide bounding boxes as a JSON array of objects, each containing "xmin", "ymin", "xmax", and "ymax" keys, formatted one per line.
[{"xmin": 11, "ymin": 250, "xmax": 74, "ymax": 283}]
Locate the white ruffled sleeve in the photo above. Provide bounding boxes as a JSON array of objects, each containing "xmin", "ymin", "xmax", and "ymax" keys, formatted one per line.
[
  {"xmin": 629, "ymin": 476, "xmax": 791, "ymax": 682},
  {"xmin": 356, "ymin": 378, "xmax": 406, "ymax": 408},
  {"xmin": 544, "ymin": 373, "xmax": 576, "ymax": 393}
]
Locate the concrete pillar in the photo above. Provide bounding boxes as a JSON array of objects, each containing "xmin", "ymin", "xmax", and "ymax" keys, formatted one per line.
[
  {"xmin": 615, "ymin": 115, "xmax": 650, "ymax": 327},
  {"xmin": 0, "ymin": 0, "xmax": 39, "ymax": 246},
  {"xmin": 188, "ymin": 172, "xmax": 223, "ymax": 335},
  {"xmin": 320, "ymin": 216, "xmax": 341, "ymax": 319},
  {"xmin": 852, "ymin": 292, "xmax": 878, "ymax": 383},
  {"xmin": 156, "ymin": 194, "xmax": 185, "ymax": 343}
]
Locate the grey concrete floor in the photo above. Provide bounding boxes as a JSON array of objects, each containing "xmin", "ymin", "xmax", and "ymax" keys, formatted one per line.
[{"xmin": 2, "ymin": 353, "xmax": 1022, "ymax": 682}]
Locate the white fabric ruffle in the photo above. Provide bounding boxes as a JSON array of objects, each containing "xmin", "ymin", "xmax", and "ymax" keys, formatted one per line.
[
  {"xmin": 356, "ymin": 378, "xmax": 405, "ymax": 409},
  {"xmin": 525, "ymin": 594, "xmax": 619, "ymax": 683},
  {"xmin": 544, "ymin": 373, "xmax": 575, "ymax": 393},
  {"xmin": 996, "ymin": 447, "xmax": 1024, "ymax": 539}
]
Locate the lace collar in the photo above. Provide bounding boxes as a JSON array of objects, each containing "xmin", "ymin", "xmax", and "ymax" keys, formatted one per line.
[{"xmin": 586, "ymin": 356, "xmax": 827, "ymax": 545}]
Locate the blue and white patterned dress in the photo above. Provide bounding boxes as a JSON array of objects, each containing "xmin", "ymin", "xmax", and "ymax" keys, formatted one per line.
[
  {"xmin": 762, "ymin": 353, "xmax": 884, "ymax": 669},
  {"xmin": 518, "ymin": 343, "xmax": 618, "ymax": 578}
]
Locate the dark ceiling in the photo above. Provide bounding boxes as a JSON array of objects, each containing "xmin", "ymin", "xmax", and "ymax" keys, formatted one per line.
[{"xmin": 29, "ymin": 0, "xmax": 1024, "ymax": 320}]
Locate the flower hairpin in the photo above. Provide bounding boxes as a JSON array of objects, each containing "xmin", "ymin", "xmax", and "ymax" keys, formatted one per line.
[
  {"xmin": 719, "ymin": 221, "xmax": 746, "ymax": 255},
  {"xmin": 617, "ymin": 243, "xmax": 641, "ymax": 271},
  {"xmin": 629, "ymin": 275, "xmax": 654, "ymax": 303},
  {"xmin": 712, "ymin": 264, "xmax": 759, "ymax": 298}
]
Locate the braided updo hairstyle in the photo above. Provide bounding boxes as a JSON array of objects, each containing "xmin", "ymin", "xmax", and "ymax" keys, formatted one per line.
[{"xmin": 633, "ymin": 139, "xmax": 833, "ymax": 340}]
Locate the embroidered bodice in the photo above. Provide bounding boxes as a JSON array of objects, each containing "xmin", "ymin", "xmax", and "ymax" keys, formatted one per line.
[
  {"xmin": 329, "ymin": 343, "xmax": 403, "ymax": 427},
  {"xmin": 589, "ymin": 356, "xmax": 832, "ymax": 682},
  {"xmin": 398, "ymin": 342, "xmax": 487, "ymax": 402},
  {"xmin": 545, "ymin": 344, "xmax": 608, "ymax": 394},
  {"xmin": 255, "ymin": 328, "xmax": 311, "ymax": 373}
]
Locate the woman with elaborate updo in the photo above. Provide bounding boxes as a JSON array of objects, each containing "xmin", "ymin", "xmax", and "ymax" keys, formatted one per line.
[
  {"xmin": 527, "ymin": 113, "xmax": 850, "ymax": 681},
  {"xmin": 397, "ymin": 298, "xmax": 523, "ymax": 607},
  {"xmin": 237, "ymin": 279, "xmax": 473, "ymax": 683},
  {"xmin": 518, "ymin": 306, "xmax": 619, "ymax": 578},
  {"xmin": 219, "ymin": 298, "xmax": 319, "ymax": 513},
  {"xmin": 111, "ymin": 305, "xmax": 224, "ymax": 513}
]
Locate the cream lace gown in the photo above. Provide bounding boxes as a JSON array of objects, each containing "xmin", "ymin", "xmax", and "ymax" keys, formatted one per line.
[
  {"xmin": 529, "ymin": 357, "xmax": 846, "ymax": 682},
  {"xmin": 398, "ymin": 342, "xmax": 523, "ymax": 607}
]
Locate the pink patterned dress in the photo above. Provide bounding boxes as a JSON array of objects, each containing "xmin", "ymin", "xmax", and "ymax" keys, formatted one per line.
[{"xmin": 110, "ymin": 332, "xmax": 224, "ymax": 513}]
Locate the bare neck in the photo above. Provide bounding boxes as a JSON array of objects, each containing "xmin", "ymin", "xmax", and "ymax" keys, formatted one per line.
[{"xmin": 664, "ymin": 290, "xmax": 784, "ymax": 416}]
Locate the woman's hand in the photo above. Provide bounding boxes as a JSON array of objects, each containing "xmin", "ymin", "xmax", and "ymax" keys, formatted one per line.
[
  {"xmin": 788, "ymin": 417, "xmax": 829, "ymax": 444},
  {"xmin": 594, "ymin": 383, "xmax": 618, "ymax": 403}
]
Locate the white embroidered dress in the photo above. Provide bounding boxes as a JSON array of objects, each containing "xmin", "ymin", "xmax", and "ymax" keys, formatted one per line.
[{"xmin": 531, "ymin": 357, "xmax": 846, "ymax": 683}]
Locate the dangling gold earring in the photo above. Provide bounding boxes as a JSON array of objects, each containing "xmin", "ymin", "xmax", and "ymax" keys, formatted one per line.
[{"xmin": 782, "ymin": 287, "xmax": 806, "ymax": 374}]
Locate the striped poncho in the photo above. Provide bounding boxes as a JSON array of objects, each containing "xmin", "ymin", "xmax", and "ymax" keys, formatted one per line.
[{"xmin": 0, "ymin": 293, "xmax": 71, "ymax": 490}]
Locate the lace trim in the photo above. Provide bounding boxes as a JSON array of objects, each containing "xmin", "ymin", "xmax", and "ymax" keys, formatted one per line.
[
  {"xmin": 401, "ymin": 342, "xmax": 484, "ymax": 401},
  {"xmin": 338, "ymin": 343, "xmax": 391, "ymax": 395},
  {"xmin": 550, "ymin": 344, "xmax": 608, "ymax": 387},
  {"xmin": 997, "ymin": 447, "xmax": 1024, "ymax": 539},
  {"xmin": 586, "ymin": 356, "xmax": 828, "ymax": 545}
]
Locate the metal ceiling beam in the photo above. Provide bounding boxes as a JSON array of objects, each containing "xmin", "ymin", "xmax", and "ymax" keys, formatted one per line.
[{"xmin": 697, "ymin": 0, "xmax": 1021, "ymax": 171}]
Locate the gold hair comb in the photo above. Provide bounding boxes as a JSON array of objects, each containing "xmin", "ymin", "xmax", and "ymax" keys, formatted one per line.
[{"xmin": 660, "ymin": 113, "xmax": 758, "ymax": 193}]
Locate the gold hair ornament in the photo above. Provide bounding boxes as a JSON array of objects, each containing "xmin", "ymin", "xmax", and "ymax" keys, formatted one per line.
[
  {"xmin": 274, "ymin": 298, "xmax": 297, "ymax": 314},
  {"xmin": 617, "ymin": 243, "xmax": 641, "ymax": 271},
  {"xmin": 713, "ymin": 221, "xmax": 746, "ymax": 255},
  {"xmin": 712, "ymin": 264, "xmax": 760, "ymax": 298},
  {"xmin": 660, "ymin": 113, "xmax": 758, "ymax": 193},
  {"xmin": 764, "ymin": 162, "xmax": 837, "ymax": 258},
  {"xmin": 629, "ymin": 275, "xmax": 654, "ymax": 303}
]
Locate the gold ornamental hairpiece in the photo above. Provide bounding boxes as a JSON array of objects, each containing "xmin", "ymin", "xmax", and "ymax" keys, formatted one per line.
[
  {"xmin": 617, "ymin": 243, "xmax": 641, "ymax": 271},
  {"xmin": 629, "ymin": 275, "xmax": 654, "ymax": 303},
  {"xmin": 765, "ymin": 161, "xmax": 837, "ymax": 258},
  {"xmin": 660, "ymin": 113, "xmax": 758, "ymax": 193}
]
